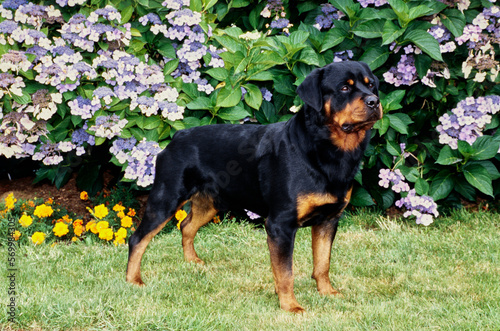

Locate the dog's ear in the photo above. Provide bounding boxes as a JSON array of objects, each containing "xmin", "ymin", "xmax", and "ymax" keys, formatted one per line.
[{"xmin": 297, "ymin": 67, "xmax": 324, "ymax": 112}]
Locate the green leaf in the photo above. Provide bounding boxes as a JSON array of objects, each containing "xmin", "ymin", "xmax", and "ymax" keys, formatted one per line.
[
  {"xmin": 216, "ymin": 106, "xmax": 250, "ymax": 121},
  {"xmin": 453, "ymin": 177, "xmax": 476, "ymax": 201},
  {"xmin": 243, "ymin": 84, "xmax": 263, "ymax": 110},
  {"xmin": 350, "ymin": 186, "xmax": 375, "ymax": 207},
  {"xmin": 386, "ymin": 113, "xmax": 413, "ymax": 134},
  {"xmin": 203, "ymin": 0, "xmax": 218, "ymax": 10},
  {"xmin": 186, "ymin": 97, "xmax": 213, "ymax": 110},
  {"xmin": 409, "ymin": 5, "xmax": 434, "ymax": 20},
  {"xmin": 380, "ymin": 90, "xmax": 405, "ymax": 111},
  {"xmin": 289, "ymin": 30, "xmax": 309, "ymax": 46},
  {"xmin": 440, "ymin": 9, "xmax": 466, "ymax": 38},
  {"xmin": 387, "ymin": 0, "xmax": 409, "ymax": 25},
  {"xmin": 429, "ymin": 170, "xmax": 453, "ymax": 200},
  {"xmin": 470, "ymin": 136, "xmax": 500, "ymax": 161},
  {"xmin": 463, "ymin": 163, "xmax": 494, "ymax": 197},
  {"xmin": 120, "ymin": 5, "xmax": 134, "ymax": 24},
  {"xmin": 157, "ymin": 43, "xmax": 176, "ymax": 58},
  {"xmin": 373, "ymin": 116, "xmax": 390, "ymax": 135},
  {"xmin": 386, "ymin": 140, "xmax": 401, "ymax": 156},
  {"xmin": 359, "ymin": 47, "xmax": 390, "ymax": 70},
  {"xmin": 12, "ymin": 90, "xmax": 32, "ymax": 105},
  {"xmin": 353, "ymin": 20, "xmax": 385, "ymax": 39},
  {"xmin": 320, "ymin": 28, "xmax": 345, "ymax": 52},
  {"xmin": 415, "ymin": 178, "xmax": 429, "ymax": 195},
  {"xmin": 297, "ymin": 47, "xmax": 320, "ymax": 66},
  {"xmin": 216, "ymin": 85, "xmax": 242, "ymax": 108},
  {"xmin": 405, "ymin": 30, "xmax": 443, "ymax": 62},
  {"xmin": 382, "ymin": 20, "xmax": 406, "ymax": 45},
  {"xmin": 436, "ymin": 145, "xmax": 463, "ymax": 165},
  {"xmin": 163, "ymin": 59, "xmax": 179, "ymax": 76},
  {"xmin": 205, "ymin": 67, "xmax": 229, "ymax": 81}
]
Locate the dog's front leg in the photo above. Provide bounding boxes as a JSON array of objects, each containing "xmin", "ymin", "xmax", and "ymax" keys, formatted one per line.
[
  {"xmin": 265, "ymin": 221, "xmax": 304, "ymax": 313},
  {"xmin": 311, "ymin": 219, "xmax": 340, "ymax": 295}
]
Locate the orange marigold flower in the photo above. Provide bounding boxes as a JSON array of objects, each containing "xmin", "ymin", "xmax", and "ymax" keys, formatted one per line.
[
  {"xmin": 80, "ymin": 191, "xmax": 89, "ymax": 200},
  {"xmin": 74, "ymin": 224, "xmax": 84, "ymax": 237},
  {"xmin": 73, "ymin": 219, "xmax": 83, "ymax": 227},
  {"xmin": 53, "ymin": 222, "xmax": 69, "ymax": 237},
  {"xmin": 99, "ymin": 228, "xmax": 114, "ymax": 241},
  {"xmin": 121, "ymin": 216, "xmax": 133, "ymax": 228},
  {"xmin": 113, "ymin": 203, "xmax": 126, "ymax": 212},
  {"xmin": 34, "ymin": 204, "xmax": 54, "ymax": 218},
  {"xmin": 19, "ymin": 214, "xmax": 33, "ymax": 227},
  {"xmin": 62, "ymin": 215, "xmax": 72, "ymax": 223},
  {"xmin": 71, "ymin": 237, "xmax": 78, "ymax": 242},
  {"xmin": 31, "ymin": 232, "xmax": 46, "ymax": 245},
  {"xmin": 12, "ymin": 230, "xmax": 21, "ymax": 241},
  {"xmin": 46, "ymin": 198, "xmax": 54, "ymax": 205},
  {"xmin": 127, "ymin": 208, "xmax": 136, "ymax": 217},
  {"xmin": 28, "ymin": 200, "xmax": 35, "ymax": 208},
  {"xmin": 5, "ymin": 193, "xmax": 17, "ymax": 211},
  {"xmin": 213, "ymin": 215, "xmax": 221, "ymax": 224}
]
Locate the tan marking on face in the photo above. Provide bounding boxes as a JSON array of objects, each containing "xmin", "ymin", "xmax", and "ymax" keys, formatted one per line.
[
  {"xmin": 296, "ymin": 193, "xmax": 338, "ymax": 222},
  {"xmin": 324, "ymin": 100, "xmax": 331, "ymax": 117},
  {"xmin": 347, "ymin": 79, "xmax": 354, "ymax": 86},
  {"xmin": 327, "ymin": 98, "xmax": 370, "ymax": 151},
  {"xmin": 364, "ymin": 77, "xmax": 370, "ymax": 84}
]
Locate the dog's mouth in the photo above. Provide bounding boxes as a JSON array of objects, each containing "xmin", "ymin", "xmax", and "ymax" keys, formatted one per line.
[{"xmin": 340, "ymin": 120, "xmax": 378, "ymax": 133}]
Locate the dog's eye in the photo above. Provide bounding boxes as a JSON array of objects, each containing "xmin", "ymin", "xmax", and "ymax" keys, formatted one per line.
[
  {"xmin": 341, "ymin": 86, "xmax": 350, "ymax": 92},
  {"xmin": 367, "ymin": 83, "xmax": 374, "ymax": 88}
]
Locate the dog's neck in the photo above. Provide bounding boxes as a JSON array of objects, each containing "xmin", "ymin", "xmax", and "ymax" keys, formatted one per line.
[{"xmin": 287, "ymin": 108, "xmax": 369, "ymax": 186}]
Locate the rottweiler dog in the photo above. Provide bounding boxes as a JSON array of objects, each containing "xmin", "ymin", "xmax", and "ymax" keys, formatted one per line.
[{"xmin": 126, "ymin": 61, "xmax": 382, "ymax": 313}]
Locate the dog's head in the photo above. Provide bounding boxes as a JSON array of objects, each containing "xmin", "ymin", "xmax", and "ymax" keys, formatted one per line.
[{"xmin": 297, "ymin": 61, "xmax": 383, "ymax": 151}]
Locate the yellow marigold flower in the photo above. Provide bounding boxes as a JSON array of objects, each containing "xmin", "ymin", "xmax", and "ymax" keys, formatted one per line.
[
  {"xmin": 127, "ymin": 208, "xmax": 136, "ymax": 217},
  {"xmin": 121, "ymin": 216, "xmax": 133, "ymax": 228},
  {"xmin": 5, "ymin": 193, "xmax": 17, "ymax": 211},
  {"xmin": 175, "ymin": 209, "xmax": 187, "ymax": 221},
  {"xmin": 95, "ymin": 221, "xmax": 109, "ymax": 233},
  {"xmin": 19, "ymin": 214, "xmax": 33, "ymax": 228},
  {"xmin": 71, "ymin": 236, "xmax": 78, "ymax": 242},
  {"xmin": 113, "ymin": 203, "xmax": 126, "ymax": 212},
  {"xmin": 117, "ymin": 211, "xmax": 125, "ymax": 219},
  {"xmin": 115, "ymin": 227, "xmax": 127, "ymax": 239},
  {"xmin": 93, "ymin": 204, "xmax": 108, "ymax": 219},
  {"xmin": 12, "ymin": 230, "xmax": 21, "ymax": 241},
  {"xmin": 80, "ymin": 191, "xmax": 89, "ymax": 200},
  {"xmin": 86, "ymin": 220, "xmax": 98, "ymax": 234},
  {"xmin": 175, "ymin": 209, "xmax": 188, "ymax": 230},
  {"xmin": 99, "ymin": 227, "xmax": 114, "ymax": 241},
  {"xmin": 31, "ymin": 232, "xmax": 46, "ymax": 245},
  {"xmin": 53, "ymin": 222, "xmax": 69, "ymax": 237},
  {"xmin": 34, "ymin": 204, "xmax": 54, "ymax": 218},
  {"xmin": 113, "ymin": 236, "xmax": 125, "ymax": 246}
]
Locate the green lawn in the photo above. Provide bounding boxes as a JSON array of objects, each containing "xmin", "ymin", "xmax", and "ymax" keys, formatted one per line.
[{"xmin": 1, "ymin": 210, "xmax": 499, "ymax": 330}]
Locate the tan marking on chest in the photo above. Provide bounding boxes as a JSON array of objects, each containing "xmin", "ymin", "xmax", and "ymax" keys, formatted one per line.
[{"xmin": 296, "ymin": 193, "xmax": 338, "ymax": 221}]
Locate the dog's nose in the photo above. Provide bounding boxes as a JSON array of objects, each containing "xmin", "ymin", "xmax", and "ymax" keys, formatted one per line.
[{"xmin": 365, "ymin": 95, "xmax": 379, "ymax": 109}]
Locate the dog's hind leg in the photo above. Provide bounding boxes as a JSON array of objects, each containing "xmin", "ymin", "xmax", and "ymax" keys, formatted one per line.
[
  {"xmin": 180, "ymin": 192, "xmax": 218, "ymax": 264},
  {"xmin": 126, "ymin": 181, "xmax": 186, "ymax": 286}
]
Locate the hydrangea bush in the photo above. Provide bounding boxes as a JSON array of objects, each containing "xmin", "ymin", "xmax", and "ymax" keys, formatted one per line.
[{"xmin": 1, "ymin": 0, "xmax": 499, "ymax": 227}]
